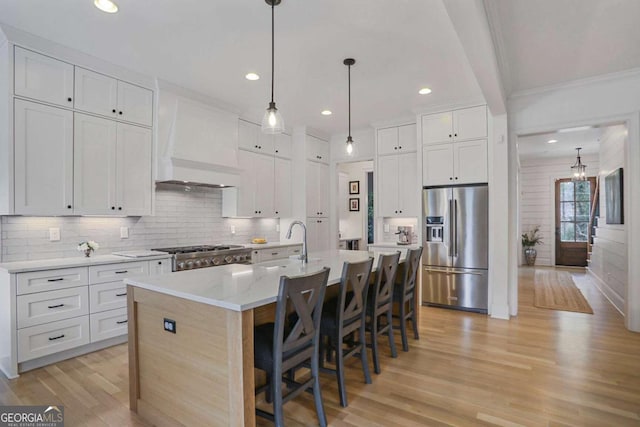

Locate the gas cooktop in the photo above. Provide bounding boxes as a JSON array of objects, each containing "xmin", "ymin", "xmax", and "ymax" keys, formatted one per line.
[
  {"xmin": 151, "ymin": 244, "xmax": 252, "ymax": 271},
  {"xmin": 152, "ymin": 244, "xmax": 244, "ymax": 254}
]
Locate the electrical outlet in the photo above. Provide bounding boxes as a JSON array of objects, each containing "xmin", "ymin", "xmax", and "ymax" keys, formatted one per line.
[
  {"xmin": 163, "ymin": 318, "xmax": 176, "ymax": 334},
  {"xmin": 383, "ymin": 223, "xmax": 390, "ymax": 233},
  {"xmin": 120, "ymin": 227, "xmax": 129, "ymax": 239},
  {"xmin": 276, "ymin": 223, "xmax": 280, "ymax": 232},
  {"xmin": 49, "ymin": 228, "xmax": 60, "ymax": 241},
  {"xmin": 230, "ymin": 225, "xmax": 236, "ymax": 235}
]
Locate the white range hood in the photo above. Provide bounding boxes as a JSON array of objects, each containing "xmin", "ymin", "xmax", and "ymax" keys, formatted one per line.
[{"xmin": 157, "ymin": 88, "xmax": 240, "ymax": 187}]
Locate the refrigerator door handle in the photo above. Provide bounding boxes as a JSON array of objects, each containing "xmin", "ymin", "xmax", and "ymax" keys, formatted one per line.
[
  {"xmin": 448, "ymin": 199, "xmax": 453, "ymax": 257},
  {"xmin": 454, "ymin": 199, "xmax": 458, "ymax": 257},
  {"xmin": 423, "ymin": 268, "xmax": 485, "ymax": 276}
]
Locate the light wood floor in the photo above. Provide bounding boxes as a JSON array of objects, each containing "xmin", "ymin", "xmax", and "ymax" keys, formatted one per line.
[{"xmin": 2, "ymin": 267, "xmax": 640, "ymax": 426}]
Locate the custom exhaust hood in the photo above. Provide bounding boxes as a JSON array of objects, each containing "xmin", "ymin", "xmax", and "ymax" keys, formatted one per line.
[{"xmin": 157, "ymin": 88, "xmax": 241, "ymax": 188}]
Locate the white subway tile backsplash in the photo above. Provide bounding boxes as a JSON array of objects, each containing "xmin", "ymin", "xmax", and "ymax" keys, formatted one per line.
[{"xmin": 0, "ymin": 183, "xmax": 280, "ymax": 262}]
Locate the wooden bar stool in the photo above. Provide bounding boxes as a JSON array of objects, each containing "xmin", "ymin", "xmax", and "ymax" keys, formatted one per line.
[
  {"xmin": 253, "ymin": 267, "xmax": 330, "ymax": 427},
  {"xmin": 393, "ymin": 247, "xmax": 423, "ymax": 351},
  {"xmin": 366, "ymin": 252, "xmax": 400, "ymax": 374},
  {"xmin": 319, "ymin": 258, "xmax": 374, "ymax": 407}
]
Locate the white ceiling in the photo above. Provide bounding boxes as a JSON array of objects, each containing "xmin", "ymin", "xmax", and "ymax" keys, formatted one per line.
[
  {"xmin": 486, "ymin": 0, "xmax": 640, "ymax": 94},
  {"xmin": 518, "ymin": 127, "xmax": 604, "ymax": 160},
  {"xmin": 0, "ymin": 0, "xmax": 484, "ymax": 135}
]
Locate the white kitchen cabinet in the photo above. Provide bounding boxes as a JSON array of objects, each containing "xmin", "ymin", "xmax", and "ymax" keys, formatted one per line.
[
  {"xmin": 89, "ymin": 308, "xmax": 128, "ymax": 343},
  {"xmin": 74, "ymin": 67, "xmax": 152, "ymax": 127},
  {"xmin": 422, "ymin": 139, "xmax": 487, "ymax": 186},
  {"xmin": 306, "ymin": 135, "xmax": 329, "ymax": 163},
  {"xmin": 150, "ymin": 259, "xmax": 171, "ymax": 275},
  {"xmin": 422, "ymin": 105, "xmax": 486, "ymax": 145},
  {"xmin": 18, "ymin": 316, "xmax": 90, "ymax": 363},
  {"xmin": 253, "ymin": 153, "xmax": 276, "ymax": 217},
  {"xmin": 74, "ymin": 113, "xmax": 152, "ymax": 215},
  {"xmin": 223, "ymin": 150, "xmax": 276, "ymax": 217},
  {"xmin": 378, "ymin": 152, "xmax": 418, "ymax": 217},
  {"xmin": 274, "ymin": 133, "xmax": 292, "ymax": 158},
  {"xmin": 307, "ymin": 218, "xmax": 330, "ymax": 252},
  {"xmin": 274, "ymin": 157, "xmax": 292, "ymax": 217},
  {"xmin": 14, "ymin": 99, "xmax": 74, "ymax": 215},
  {"xmin": 14, "ymin": 47, "xmax": 74, "ymax": 108},
  {"xmin": 238, "ymin": 119, "xmax": 273, "ymax": 154},
  {"xmin": 377, "ymin": 123, "xmax": 416, "ymax": 155},
  {"xmin": 306, "ymin": 161, "xmax": 329, "ymax": 217}
]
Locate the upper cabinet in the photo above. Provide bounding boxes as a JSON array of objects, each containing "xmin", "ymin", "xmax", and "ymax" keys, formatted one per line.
[
  {"xmin": 74, "ymin": 67, "xmax": 153, "ymax": 127},
  {"xmin": 421, "ymin": 105, "xmax": 488, "ymax": 186},
  {"xmin": 4, "ymin": 44, "xmax": 155, "ymax": 216},
  {"xmin": 238, "ymin": 119, "xmax": 292, "ymax": 158},
  {"xmin": 306, "ymin": 135, "xmax": 329, "ymax": 164},
  {"xmin": 14, "ymin": 47, "xmax": 74, "ymax": 108},
  {"xmin": 306, "ymin": 161, "xmax": 330, "ymax": 218},
  {"xmin": 422, "ymin": 105, "xmax": 486, "ymax": 145},
  {"xmin": 377, "ymin": 124, "xmax": 416, "ymax": 155}
]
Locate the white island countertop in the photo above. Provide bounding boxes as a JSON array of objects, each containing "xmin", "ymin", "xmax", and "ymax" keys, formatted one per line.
[
  {"xmin": 125, "ymin": 249, "xmax": 405, "ymax": 312},
  {"xmin": 0, "ymin": 253, "xmax": 172, "ymax": 273}
]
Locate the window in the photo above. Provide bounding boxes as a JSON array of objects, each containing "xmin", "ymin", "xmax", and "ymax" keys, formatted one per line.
[{"xmin": 559, "ymin": 181, "xmax": 591, "ymax": 242}]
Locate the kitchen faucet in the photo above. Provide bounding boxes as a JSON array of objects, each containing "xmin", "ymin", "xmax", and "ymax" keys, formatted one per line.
[{"xmin": 286, "ymin": 220, "xmax": 308, "ymax": 263}]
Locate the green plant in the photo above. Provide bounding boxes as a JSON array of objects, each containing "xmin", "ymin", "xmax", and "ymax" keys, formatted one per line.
[{"xmin": 522, "ymin": 226, "xmax": 543, "ymax": 248}]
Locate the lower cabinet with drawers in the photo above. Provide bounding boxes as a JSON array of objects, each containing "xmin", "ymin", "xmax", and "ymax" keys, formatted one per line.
[
  {"xmin": 0, "ymin": 256, "xmax": 171, "ymax": 378},
  {"xmin": 251, "ymin": 244, "xmax": 303, "ymax": 264}
]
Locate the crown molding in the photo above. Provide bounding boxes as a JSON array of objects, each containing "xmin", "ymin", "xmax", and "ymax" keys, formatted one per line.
[
  {"xmin": 509, "ymin": 67, "xmax": 640, "ymax": 100},
  {"xmin": 412, "ymin": 98, "xmax": 487, "ymax": 116},
  {"xmin": 370, "ymin": 115, "xmax": 416, "ymax": 130}
]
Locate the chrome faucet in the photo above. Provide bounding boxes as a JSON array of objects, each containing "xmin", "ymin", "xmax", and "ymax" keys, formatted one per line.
[{"xmin": 286, "ymin": 220, "xmax": 308, "ymax": 263}]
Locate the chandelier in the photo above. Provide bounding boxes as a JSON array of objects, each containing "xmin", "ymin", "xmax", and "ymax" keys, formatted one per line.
[{"xmin": 571, "ymin": 147, "xmax": 587, "ymax": 181}]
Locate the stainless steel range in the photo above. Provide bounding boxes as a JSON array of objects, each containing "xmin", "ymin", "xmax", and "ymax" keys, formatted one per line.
[{"xmin": 152, "ymin": 245, "xmax": 252, "ymax": 271}]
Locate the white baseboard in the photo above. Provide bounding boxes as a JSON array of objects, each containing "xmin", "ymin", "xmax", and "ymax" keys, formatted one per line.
[{"xmin": 586, "ymin": 268, "xmax": 625, "ymax": 315}]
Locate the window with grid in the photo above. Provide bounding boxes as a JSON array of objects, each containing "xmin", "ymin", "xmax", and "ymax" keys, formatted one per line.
[{"xmin": 560, "ymin": 181, "xmax": 591, "ymax": 242}]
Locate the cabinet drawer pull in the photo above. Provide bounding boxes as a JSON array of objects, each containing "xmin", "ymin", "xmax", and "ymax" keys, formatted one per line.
[
  {"xmin": 48, "ymin": 334, "xmax": 65, "ymax": 341},
  {"xmin": 47, "ymin": 303, "xmax": 65, "ymax": 309},
  {"xmin": 116, "ymin": 319, "xmax": 128, "ymax": 324},
  {"xmin": 271, "ymin": 252, "xmax": 279, "ymax": 256},
  {"xmin": 115, "ymin": 270, "xmax": 128, "ymax": 274},
  {"xmin": 47, "ymin": 278, "xmax": 64, "ymax": 282},
  {"xmin": 116, "ymin": 292, "xmax": 127, "ymax": 297}
]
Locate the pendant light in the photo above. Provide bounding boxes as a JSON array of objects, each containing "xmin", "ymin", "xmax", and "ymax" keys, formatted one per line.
[
  {"xmin": 344, "ymin": 58, "xmax": 355, "ymax": 155},
  {"xmin": 571, "ymin": 147, "xmax": 587, "ymax": 181},
  {"xmin": 261, "ymin": 0, "xmax": 285, "ymax": 134}
]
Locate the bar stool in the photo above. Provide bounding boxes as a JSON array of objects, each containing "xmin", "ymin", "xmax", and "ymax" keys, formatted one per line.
[
  {"xmin": 319, "ymin": 258, "xmax": 374, "ymax": 407},
  {"xmin": 366, "ymin": 252, "xmax": 400, "ymax": 374},
  {"xmin": 253, "ymin": 267, "xmax": 330, "ymax": 427},
  {"xmin": 393, "ymin": 247, "xmax": 423, "ymax": 351}
]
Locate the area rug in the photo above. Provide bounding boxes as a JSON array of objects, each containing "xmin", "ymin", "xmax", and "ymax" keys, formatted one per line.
[{"xmin": 533, "ymin": 270, "xmax": 594, "ymax": 314}]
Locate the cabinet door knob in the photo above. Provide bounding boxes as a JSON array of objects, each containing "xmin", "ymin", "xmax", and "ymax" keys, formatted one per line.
[
  {"xmin": 399, "ymin": 146, "xmax": 402, "ymax": 149},
  {"xmin": 395, "ymin": 210, "xmax": 398, "ymax": 214},
  {"xmin": 118, "ymin": 207, "xmax": 122, "ymax": 210},
  {"xmin": 449, "ymin": 177, "xmax": 453, "ymax": 180},
  {"xmin": 454, "ymin": 133, "xmax": 457, "ymax": 137},
  {"xmin": 275, "ymin": 150, "xmax": 279, "ymax": 153},
  {"xmin": 67, "ymin": 205, "xmax": 72, "ymax": 209},
  {"xmin": 455, "ymin": 177, "xmax": 458, "ymax": 180},
  {"xmin": 399, "ymin": 210, "xmax": 403, "ymax": 213},
  {"xmin": 67, "ymin": 97, "xmax": 72, "ymax": 102},
  {"xmin": 112, "ymin": 109, "xmax": 116, "ymax": 113},
  {"xmin": 449, "ymin": 134, "xmax": 452, "ymax": 138},
  {"xmin": 275, "ymin": 211, "xmax": 279, "ymax": 214},
  {"xmin": 111, "ymin": 206, "xmax": 115, "ymax": 210},
  {"xmin": 255, "ymin": 145, "xmax": 258, "ymax": 148},
  {"xmin": 119, "ymin": 111, "xmax": 123, "ymax": 115},
  {"xmin": 158, "ymin": 261, "xmax": 162, "ymax": 265},
  {"xmin": 394, "ymin": 147, "xmax": 397, "ymax": 150}
]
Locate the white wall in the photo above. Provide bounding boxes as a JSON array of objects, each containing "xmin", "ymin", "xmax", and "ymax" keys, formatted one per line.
[
  {"xmin": 589, "ymin": 125, "xmax": 628, "ymax": 313},
  {"xmin": 508, "ymin": 70, "xmax": 640, "ymax": 331},
  {"xmin": 519, "ymin": 154, "xmax": 599, "ymax": 266},
  {"xmin": 0, "ymin": 183, "xmax": 280, "ymax": 262}
]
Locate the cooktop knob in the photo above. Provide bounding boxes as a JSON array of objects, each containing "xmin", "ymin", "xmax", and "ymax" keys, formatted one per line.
[
  {"xmin": 224, "ymin": 255, "xmax": 234, "ymax": 264},
  {"xmin": 177, "ymin": 262, "xmax": 185, "ymax": 270},
  {"xmin": 213, "ymin": 257, "xmax": 222, "ymax": 266},
  {"xmin": 204, "ymin": 258, "xmax": 212, "ymax": 266},
  {"xmin": 194, "ymin": 259, "xmax": 203, "ymax": 268},
  {"xmin": 186, "ymin": 261, "xmax": 194, "ymax": 269}
]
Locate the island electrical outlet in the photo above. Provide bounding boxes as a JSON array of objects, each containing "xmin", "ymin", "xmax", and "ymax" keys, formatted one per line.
[{"xmin": 163, "ymin": 318, "xmax": 176, "ymax": 334}]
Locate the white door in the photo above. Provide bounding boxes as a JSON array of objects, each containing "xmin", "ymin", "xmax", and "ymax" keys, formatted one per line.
[
  {"xmin": 422, "ymin": 143, "xmax": 454, "ymax": 186},
  {"xmin": 274, "ymin": 133, "xmax": 292, "ymax": 158},
  {"xmin": 238, "ymin": 120, "xmax": 259, "ymax": 152},
  {"xmin": 14, "ymin": 100, "xmax": 73, "ymax": 215},
  {"xmin": 14, "ymin": 47, "xmax": 74, "ymax": 108},
  {"xmin": 317, "ymin": 163, "xmax": 330, "ymax": 217},
  {"xmin": 454, "ymin": 139, "xmax": 488, "ymax": 184},
  {"xmin": 377, "ymin": 127, "xmax": 398, "ymax": 156},
  {"xmin": 307, "ymin": 135, "xmax": 329, "ymax": 163},
  {"xmin": 253, "ymin": 153, "xmax": 275, "ymax": 217},
  {"xmin": 116, "ymin": 123, "xmax": 153, "ymax": 215},
  {"xmin": 421, "ymin": 111, "xmax": 453, "ymax": 145},
  {"xmin": 397, "ymin": 123, "xmax": 417, "ymax": 153},
  {"xmin": 117, "ymin": 81, "xmax": 153, "ymax": 127},
  {"xmin": 74, "ymin": 67, "xmax": 118, "ymax": 118},
  {"xmin": 307, "ymin": 218, "xmax": 330, "ymax": 252},
  {"xmin": 274, "ymin": 157, "xmax": 292, "ymax": 217},
  {"xmin": 453, "ymin": 106, "xmax": 486, "ymax": 141},
  {"xmin": 316, "ymin": 218, "xmax": 330, "ymax": 251},
  {"xmin": 73, "ymin": 113, "xmax": 117, "ymax": 215},
  {"xmin": 377, "ymin": 155, "xmax": 400, "ymax": 217},
  {"xmin": 257, "ymin": 132, "xmax": 275, "ymax": 155},
  {"xmin": 235, "ymin": 150, "xmax": 255, "ymax": 216},
  {"xmin": 306, "ymin": 161, "xmax": 319, "ymax": 217},
  {"xmin": 398, "ymin": 152, "xmax": 417, "ymax": 216}
]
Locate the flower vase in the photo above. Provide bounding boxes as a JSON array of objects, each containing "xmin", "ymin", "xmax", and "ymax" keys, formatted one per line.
[
  {"xmin": 84, "ymin": 249, "xmax": 93, "ymax": 258},
  {"xmin": 524, "ymin": 247, "xmax": 537, "ymax": 266}
]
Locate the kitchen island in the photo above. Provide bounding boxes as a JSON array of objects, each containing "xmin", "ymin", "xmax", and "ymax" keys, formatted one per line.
[{"xmin": 125, "ymin": 249, "xmax": 405, "ymax": 427}]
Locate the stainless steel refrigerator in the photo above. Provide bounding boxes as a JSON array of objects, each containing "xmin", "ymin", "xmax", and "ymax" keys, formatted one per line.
[{"xmin": 422, "ymin": 184, "xmax": 488, "ymax": 312}]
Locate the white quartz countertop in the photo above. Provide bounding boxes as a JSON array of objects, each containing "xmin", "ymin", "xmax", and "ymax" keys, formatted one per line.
[
  {"xmin": 0, "ymin": 253, "xmax": 173, "ymax": 273},
  {"xmin": 368, "ymin": 243, "xmax": 422, "ymax": 250},
  {"xmin": 243, "ymin": 242, "xmax": 303, "ymax": 250},
  {"xmin": 125, "ymin": 249, "xmax": 406, "ymax": 312}
]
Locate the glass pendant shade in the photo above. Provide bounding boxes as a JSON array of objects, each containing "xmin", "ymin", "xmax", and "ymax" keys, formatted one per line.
[
  {"xmin": 261, "ymin": 102, "xmax": 285, "ymax": 134},
  {"xmin": 571, "ymin": 148, "xmax": 587, "ymax": 181},
  {"xmin": 346, "ymin": 136, "xmax": 354, "ymax": 155}
]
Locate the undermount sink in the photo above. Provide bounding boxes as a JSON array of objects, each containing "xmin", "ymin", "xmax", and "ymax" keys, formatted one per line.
[{"xmin": 288, "ymin": 255, "xmax": 322, "ymax": 263}]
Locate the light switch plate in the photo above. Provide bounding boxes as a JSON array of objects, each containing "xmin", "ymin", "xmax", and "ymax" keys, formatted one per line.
[
  {"xmin": 120, "ymin": 227, "xmax": 129, "ymax": 239},
  {"xmin": 383, "ymin": 223, "xmax": 390, "ymax": 233},
  {"xmin": 49, "ymin": 228, "xmax": 60, "ymax": 241},
  {"xmin": 230, "ymin": 225, "xmax": 236, "ymax": 235},
  {"xmin": 276, "ymin": 223, "xmax": 280, "ymax": 232}
]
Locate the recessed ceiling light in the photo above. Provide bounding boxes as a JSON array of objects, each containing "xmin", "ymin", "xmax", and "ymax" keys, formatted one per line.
[
  {"xmin": 547, "ymin": 139, "xmax": 557, "ymax": 144},
  {"xmin": 94, "ymin": 0, "xmax": 118, "ymax": 13},
  {"xmin": 321, "ymin": 110, "xmax": 332, "ymax": 116},
  {"xmin": 418, "ymin": 87, "xmax": 432, "ymax": 95},
  {"xmin": 245, "ymin": 73, "xmax": 260, "ymax": 81}
]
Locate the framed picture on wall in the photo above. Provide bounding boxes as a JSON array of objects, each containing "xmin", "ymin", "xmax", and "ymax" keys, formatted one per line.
[
  {"xmin": 349, "ymin": 198, "xmax": 360, "ymax": 211},
  {"xmin": 349, "ymin": 181, "xmax": 360, "ymax": 194}
]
